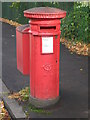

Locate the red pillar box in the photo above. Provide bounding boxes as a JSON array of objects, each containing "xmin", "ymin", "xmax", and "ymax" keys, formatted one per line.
[
  {"xmin": 24, "ymin": 7, "xmax": 66, "ymax": 107},
  {"xmin": 16, "ymin": 24, "xmax": 30, "ymax": 75}
]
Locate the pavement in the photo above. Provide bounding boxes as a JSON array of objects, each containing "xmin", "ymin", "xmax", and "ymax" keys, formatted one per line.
[
  {"xmin": 0, "ymin": 22, "xmax": 2, "ymax": 100},
  {"xmin": 2, "ymin": 22, "xmax": 29, "ymax": 92},
  {"xmin": 1, "ymin": 21, "xmax": 88, "ymax": 118},
  {"xmin": 2, "ymin": 81, "xmax": 26, "ymax": 119}
]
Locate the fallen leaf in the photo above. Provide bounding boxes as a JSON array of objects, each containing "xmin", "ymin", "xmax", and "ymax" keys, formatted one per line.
[
  {"xmin": 8, "ymin": 87, "xmax": 29, "ymax": 102},
  {"xmin": 80, "ymin": 68, "xmax": 83, "ymax": 71},
  {"xmin": 70, "ymin": 52, "xmax": 73, "ymax": 54},
  {"xmin": 11, "ymin": 35, "xmax": 15, "ymax": 37},
  {"xmin": 0, "ymin": 100, "xmax": 11, "ymax": 120}
]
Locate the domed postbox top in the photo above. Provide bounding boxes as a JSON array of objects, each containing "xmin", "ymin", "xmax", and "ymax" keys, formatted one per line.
[{"xmin": 24, "ymin": 7, "xmax": 66, "ymax": 19}]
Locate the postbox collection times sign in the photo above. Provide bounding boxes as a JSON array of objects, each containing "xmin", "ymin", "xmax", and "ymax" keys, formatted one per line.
[{"xmin": 41, "ymin": 37, "xmax": 53, "ymax": 54}]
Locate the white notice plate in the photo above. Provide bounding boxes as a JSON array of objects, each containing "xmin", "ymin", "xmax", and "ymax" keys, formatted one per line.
[{"xmin": 42, "ymin": 37, "xmax": 53, "ymax": 54}]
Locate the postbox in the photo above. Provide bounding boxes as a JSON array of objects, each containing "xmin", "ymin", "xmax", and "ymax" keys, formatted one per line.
[
  {"xmin": 16, "ymin": 24, "xmax": 30, "ymax": 75},
  {"xmin": 24, "ymin": 7, "xmax": 66, "ymax": 107}
]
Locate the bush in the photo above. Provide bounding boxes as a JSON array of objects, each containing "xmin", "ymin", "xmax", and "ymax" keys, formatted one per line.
[{"xmin": 61, "ymin": 2, "xmax": 89, "ymax": 43}]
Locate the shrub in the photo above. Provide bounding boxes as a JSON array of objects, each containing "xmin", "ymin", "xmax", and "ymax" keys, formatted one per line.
[{"xmin": 61, "ymin": 2, "xmax": 89, "ymax": 43}]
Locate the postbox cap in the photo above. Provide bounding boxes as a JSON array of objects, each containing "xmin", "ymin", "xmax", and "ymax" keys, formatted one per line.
[{"xmin": 24, "ymin": 7, "xmax": 66, "ymax": 19}]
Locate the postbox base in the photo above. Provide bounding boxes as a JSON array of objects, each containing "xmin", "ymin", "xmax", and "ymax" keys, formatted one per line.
[{"xmin": 29, "ymin": 95, "xmax": 60, "ymax": 108}]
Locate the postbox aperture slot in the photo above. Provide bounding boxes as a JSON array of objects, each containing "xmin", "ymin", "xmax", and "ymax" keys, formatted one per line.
[{"xmin": 40, "ymin": 26, "xmax": 56, "ymax": 31}]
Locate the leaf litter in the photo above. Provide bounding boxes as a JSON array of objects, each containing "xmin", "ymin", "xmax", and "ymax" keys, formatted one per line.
[
  {"xmin": 0, "ymin": 100, "xmax": 11, "ymax": 120},
  {"xmin": 61, "ymin": 38, "xmax": 89, "ymax": 56}
]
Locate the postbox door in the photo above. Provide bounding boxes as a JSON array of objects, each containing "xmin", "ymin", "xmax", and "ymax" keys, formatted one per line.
[{"xmin": 30, "ymin": 34, "xmax": 60, "ymax": 99}]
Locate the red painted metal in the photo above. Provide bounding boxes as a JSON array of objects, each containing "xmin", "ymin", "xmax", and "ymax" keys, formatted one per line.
[
  {"xmin": 16, "ymin": 24, "xmax": 30, "ymax": 75},
  {"xmin": 24, "ymin": 7, "xmax": 66, "ymax": 19},
  {"xmin": 24, "ymin": 7, "xmax": 66, "ymax": 102}
]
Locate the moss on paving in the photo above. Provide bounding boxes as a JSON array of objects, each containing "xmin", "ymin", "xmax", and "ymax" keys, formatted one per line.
[
  {"xmin": 8, "ymin": 87, "xmax": 52, "ymax": 115},
  {"xmin": 23, "ymin": 103, "xmax": 51, "ymax": 116}
]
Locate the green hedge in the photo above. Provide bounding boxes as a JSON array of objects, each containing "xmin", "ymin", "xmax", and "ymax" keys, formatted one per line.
[{"xmin": 61, "ymin": 2, "xmax": 89, "ymax": 43}]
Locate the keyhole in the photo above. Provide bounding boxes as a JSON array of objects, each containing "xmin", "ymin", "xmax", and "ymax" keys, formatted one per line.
[{"xmin": 56, "ymin": 60, "xmax": 57, "ymax": 63}]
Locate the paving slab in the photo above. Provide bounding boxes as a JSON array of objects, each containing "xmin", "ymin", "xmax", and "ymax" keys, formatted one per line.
[
  {"xmin": 2, "ymin": 81, "xmax": 26, "ymax": 119},
  {"xmin": 2, "ymin": 21, "xmax": 88, "ymax": 118}
]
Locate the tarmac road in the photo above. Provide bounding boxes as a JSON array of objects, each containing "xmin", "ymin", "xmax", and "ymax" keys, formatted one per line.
[
  {"xmin": 2, "ymin": 22, "xmax": 88, "ymax": 118},
  {"xmin": 2, "ymin": 22, "xmax": 29, "ymax": 92},
  {"xmin": 0, "ymin": 22, "xmax": 2, "ymax": 78}
]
